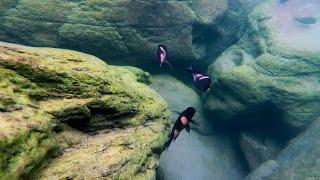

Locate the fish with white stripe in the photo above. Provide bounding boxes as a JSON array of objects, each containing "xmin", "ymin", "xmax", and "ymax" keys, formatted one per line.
[{"xmin": 186, "ymin": 65, "xmax": 212, "ymax": 91}]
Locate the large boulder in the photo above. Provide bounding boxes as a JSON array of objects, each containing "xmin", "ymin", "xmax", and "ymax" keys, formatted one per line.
[
  {"xmin": 0, "ymin": 0, "xmax": 227, "ymax": 67},
  {"xmin": 205, "ymin": 0, "xmax": 320, "ymax": 130},
  {"xmin": 150, "ymin": 75, "xmax": 246, "ymax": 180},
  {"xmin": 0, "ymin": 42, "xmax": 171, "ymax": 179},
  {"xmin": 245, "ymin": 160, "xmax": 279, "ymax": 180},
  {"xmin": 246, "ymin": 117, "xmax": 320, "ymax": 179},
  {"xmin": 239, "ymin": 132, "xmax": 282, "ymax": 171},
  {"xmin": 205, "ymin": 0, "xmax": 264, "ymax": 62}
]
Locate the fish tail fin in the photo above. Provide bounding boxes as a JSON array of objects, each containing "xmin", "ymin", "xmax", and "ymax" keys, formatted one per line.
[
  {"xmin": 165, "ymin": 60, "xmax": 173, "ymax": 68},
  {"xmin": 186, "ymin": 65, "xmax": 194, "ymax": 73}
]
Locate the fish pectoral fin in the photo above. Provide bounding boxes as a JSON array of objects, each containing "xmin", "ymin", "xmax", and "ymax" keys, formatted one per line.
[
  {"xmin": 173, "ymin": 130, "xmax": 180, "ymax": 140},
  {"xmin": 165, "ymin": 60, "xmax": 173, "ymax": 68},
  {"xmin": 186, "ymin": 124, "xmax": 190, "ymax": 133}
]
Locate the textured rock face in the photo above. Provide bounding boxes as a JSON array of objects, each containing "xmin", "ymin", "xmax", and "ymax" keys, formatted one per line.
[
  {"xmin": 206, "ymin": 0, "xmax": 264, "ymax": 62},
  {"xmin": 0, "ymin": 0, "xmax": 227, "ymax": 67},
  {"xmin": 246, "ymin": 118, "xmax": 320, "ymax": 180},
  {"xmin": 150, "ymin": 75, "xmax": 246, "ymax": 180},
  {"xmin": 240, "ymin": 132, "xmax": 282, "ymax": 171},
  {"xmin": 245, "ymin": 160, "xmax": 279, "ymax": 180},
  {"xmin": 205, "ymin": 0, "xmax": 320, "ymax": 130},
  {"xmin": 266, "ymin": 118, "xmax": 320, "ymax": 179},
  {"xmin": 0, "ymin": 42, "xmax": 171, "ymax": 179}
]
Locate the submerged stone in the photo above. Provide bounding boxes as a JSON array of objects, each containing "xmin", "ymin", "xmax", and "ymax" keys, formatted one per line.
[
  {"xmin": 0, "ymin": 41, "xmax": 171, "ymax": 179},
  {"xmin": 205, "ymin": 0, "xmax": 320, "ymax": 130},
  {"xmin": 247, "ymin": 117, "xmax": 320, "ymax": 179},
  {"xmin": 245, "ymin": 160, "xmax": 279, "ymax": 180},
  {"xmin": 240, "ymin": 132, "xmax": 283, "ymax": 171},
  {"xmin": 0, "ymin": 0, "xmax": 227, "ymax": 67},
  {"xmin": 206, "ymin": 0, "xmax": 265, "ymax": 61}
]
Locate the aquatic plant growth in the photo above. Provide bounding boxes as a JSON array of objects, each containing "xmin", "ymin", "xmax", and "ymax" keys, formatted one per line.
[
  {"xmin": 0, "ymin": 42, "xmax": 171, "ymax": 179},
  {"xmin": 206, "ymin": 0, "xmax": 320, "ymax": 129},
  {"xmin": 206, "ymin": 0, "xmax": 320, "ymax": 178},
  {"xmin": 0, "ymin": 0, "xmax": 227, "ymax": 67}
]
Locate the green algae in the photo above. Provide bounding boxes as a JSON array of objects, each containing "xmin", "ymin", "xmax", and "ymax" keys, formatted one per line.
[
  {"xmin": 206, "ymin": 0, "xmax": 320, "ymax": 129},
  {"xmin": 0, "ymin": 0, "xmax": 227, "ymax": 66},
  {"xmin": 0, "ymin": 42, "xmax": 171, "ymax": 179}
]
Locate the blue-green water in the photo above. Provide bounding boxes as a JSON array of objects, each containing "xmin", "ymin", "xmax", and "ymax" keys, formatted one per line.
[{"xmin": 0, "ymin": 0, "xmax": 319, "ymax": 179}]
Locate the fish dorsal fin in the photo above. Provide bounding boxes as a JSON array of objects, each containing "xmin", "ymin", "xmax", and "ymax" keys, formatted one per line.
[{"xmin": 159, "ymin": 46, "xmax": 166, "ymax": 54}]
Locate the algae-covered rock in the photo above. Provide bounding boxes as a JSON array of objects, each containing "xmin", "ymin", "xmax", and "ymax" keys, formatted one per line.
[
  {"xmin": 246, "ymin": 117, "xmax": 320, "ymax": 180},
  {"xmin": 266, "ymin": 117, "xmax": 320, "ymax": 179},
  {"xmin": 206, "ymin": 0, "xmax": 264, "ymax": 61},
  {"xmin": 0, "ymin": 0, "xmax": 15, "ymax": 16},
  {"xmin": 205, "ymin": 0, "xmax": 320, "ymax": 130},
  {"xmin": 0, "ymin": 0, "xmax": 227, "ymax": 67},
  {"xmin": 0, "ymin": 42, "xmax": 171, "ymax": 179},
  {"xmin": 245, "ymin": 160, "xmax": 279, "ymax": 180},
  {"xmin": 239, "ymin": 132, "xmax": 282, "ymax": 171}
]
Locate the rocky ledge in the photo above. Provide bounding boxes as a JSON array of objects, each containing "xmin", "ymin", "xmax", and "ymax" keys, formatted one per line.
[
  {"xmin": 0, "ymin": 42, "xmax": 171, "ymax": 179},
  {"xmin": 0, "ymin": 0, "xmax": 227, "ymax": 66},
  {"xmin": 205, "ymin": 0, "xmax": 320, "ymax": 179},
  {"xmin": 206, "ymin": 0, "xmax": 320, "ymax": 131}
]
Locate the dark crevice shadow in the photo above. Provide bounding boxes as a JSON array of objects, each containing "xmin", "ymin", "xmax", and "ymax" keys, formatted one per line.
[
  {"xmin": 206, "ymin": 101, "xmax": 298, "ymax": 140},
  {"xmin": 65, "ymin": 118, "xmax": 91, "ymax": 132},
  {"xmin": 202, "ymin": 101, "xmax": 300, "ymax": 176}
]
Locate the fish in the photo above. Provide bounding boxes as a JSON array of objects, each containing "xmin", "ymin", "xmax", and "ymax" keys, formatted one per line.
[
  {"xmin": 157, "ymin": 45, "xmax": 173, "ymax": 68},
  {"xmin": 279, "ymin": 0, "xmax": 289, "ymax": 3},
  {"xmin": 186, "ymin": 65, "xmax": 212, "ymax": 91},
  {"xmin": 163, "ymin": 107, "xmax": 197, "ymax": 150},
  {"xmin": 295, "ymin": 17, "xmax": 317, "ymax": 25}
]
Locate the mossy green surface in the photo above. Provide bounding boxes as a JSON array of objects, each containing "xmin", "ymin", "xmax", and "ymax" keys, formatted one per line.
[
  {"xmin": 0, "ymin": 42, "xmax": 171, "ymax": 179},
  {"xmin": 206, "ymin": 0, "xmax": 320, "ymax": 130},
  {"xmin": 0, "ymin": 0, "xmax": 227, "ymax": 66},
  {"xmin": 0, "ymin": 0, "xmax": 16, "ymax": 16},
  {"xmin": 268, "ymin": 118, "xmax": 320, "ymax": 179},
  {"xmin": 246, "ymin": 118, "xmax": 320, "ymax": 180}
]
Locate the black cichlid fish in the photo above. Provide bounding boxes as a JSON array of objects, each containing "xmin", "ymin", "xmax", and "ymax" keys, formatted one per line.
[
  {"xmin": 295, "ymin": 17, "xmax": 318, "ymax": 25},
  {"xmin": 163, "ymin": 107, "xmax": 197, "ymax": 150},
  {"xmin": 186, "ymin": 65, "xmax": 212, "ymax": 92},
  {"xmin": 279, "ymin": 0, "xmax": 289, "ymax": 3}
]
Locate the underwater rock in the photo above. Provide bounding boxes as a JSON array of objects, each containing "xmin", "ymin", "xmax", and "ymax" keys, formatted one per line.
[
  {"xmin": 205, "ymin": 0, "xmax": 320, "ymax": 130},
  {"xmin": 247, "ymin": 117, "xmax": 320, "ymax": 179},
  {"xmin": 0, "ymin": 42, "xmax": 171, "ymax": 179},
  {"xmin": 239, "ymin": 132, "xmax": 282, "ymax": 171},
  {"xmin": 0, "ymin": 0, "xmax": 227, "ymax": 67},
  {"xmin": 0, "ymin": 0, "xmax": 15, "ymax": 16},
  {"xmin": 150, "ymin": 75, "xmax": 246, "ymax": 180},
  {"xmin": 245, "ymin": 160, "xmax": 279, "ymax": 180},
  {"xmin": 206, "ymin": 0, "xmax": 265, "ymax": 62}
]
